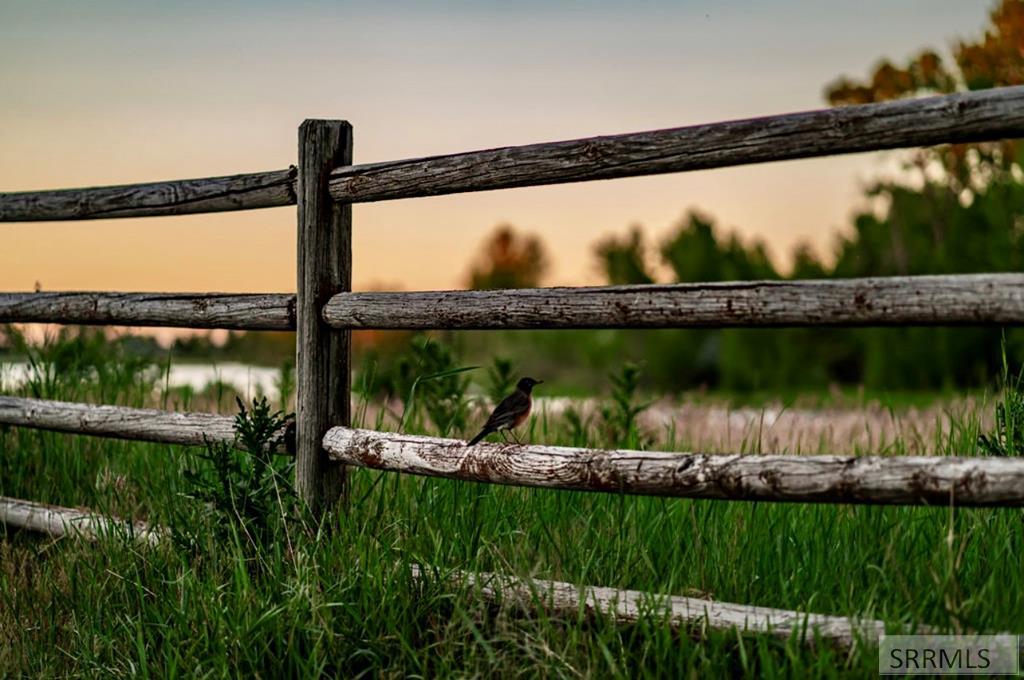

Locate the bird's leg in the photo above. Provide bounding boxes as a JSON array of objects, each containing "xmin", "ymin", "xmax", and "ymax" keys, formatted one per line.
[
  {"xmin": 510, "ymin": 429, "xmax": 523, "ymax": 445},
  {"xmin": 499, "ymin": 430, "xmax": 510, "ymax": 443}
]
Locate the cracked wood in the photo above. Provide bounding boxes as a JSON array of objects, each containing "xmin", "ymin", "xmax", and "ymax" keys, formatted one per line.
[
  {"xmin": 0, "ymin": 292, "xmax": 295, "ymax": 329},
  {"xmin": 0, "ymin": 168, "xmax": 297, "ymax": 221},
  {"xmin": 0, "ymin": 496, "xmax": 161, "ymax": 545},
  {"xmin": 326, "ymin": 86, "xmax": 1024, "ymax": 202},
  {"xmin": 0, "ymin": 396, "xmax": 289, "ymax": 453},
  {"xmin": 409, "ymin": 565, "xmax": 899, "ymax": 650},
  {"xmin": 323, "ymin": 427, "xmax": 1024, "ymax": 506},
  {"xmin": 322, "ymin": 273, "xmax": 1024, "ymax": 329},
  {"xmin": 294, "ymin": 119, "xmax": 351, "ymax": 512}
]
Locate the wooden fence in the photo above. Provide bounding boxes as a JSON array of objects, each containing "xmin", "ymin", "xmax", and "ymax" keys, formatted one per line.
[{"xmin": 3, "ymin": 86, "xmax": 1024, "ymax": 644}]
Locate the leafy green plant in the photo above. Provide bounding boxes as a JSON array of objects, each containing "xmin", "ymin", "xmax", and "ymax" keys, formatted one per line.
[
  {"xmin": 174, "ymin": 396, "xmax": 302, "ymax": 554},
  {"xmin": 601, "ymin": 362, "xmax": 654, "ymax": 448},
  {"xmin": 977, "ymin": 348, "xmax": 1024, "ymax": 456}
]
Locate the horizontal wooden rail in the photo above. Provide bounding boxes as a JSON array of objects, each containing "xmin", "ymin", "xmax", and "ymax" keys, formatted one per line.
[
  {"xmin": 0, "ymin": 396, "xmax": 289, "ymax": 454},
  {"xmin": 325, "ymin": 86, "xmax": 1024, "ymax": 203},
  {"xmin": 323, "ymin": 428, "xmax": 1024, "ymax": 507},
  {"xmin": 0, "ymin": 495, "xmax": 900, "ymax": 649},
  {"xmin": 4, "ymin": 87, "xmax": 1024, "ymax": 221},
  {"xmin": 0, "ymin": 496, "xmax": 160, "ymax": 544},
  {"xmin": 0, "ymin": 292, "xmax": 295, "ymax": 329},
  {"xmin": 412, "ymin": 565, "xmax": 897, "ymax": 650},
  {"xmin": 6, "ymin": 275, "xmax": 1020, "ymax": 331},
  {"xmin": 0, "ymin": 168, "xmax": 296, "ymax": 222},
  {"xmin": 323, "ymin": 273, "xmax": 1024, "ymax": 329}
]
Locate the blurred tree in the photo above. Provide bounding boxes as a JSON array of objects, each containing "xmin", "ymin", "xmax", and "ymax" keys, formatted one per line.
[
  {"xmin": 660, "ymin": 211, "xmax": 779, "ymax": 282},
  {"xmin": 593, "ymin": 225, "xmax": 655, "ymax": 284},
  {"xmin": 789, "ymin": 242, "xmax": 828, "ymax": 279},
  {"xmin": 467, "ymin": 224, "xmax": 550, "ymax": 290}
]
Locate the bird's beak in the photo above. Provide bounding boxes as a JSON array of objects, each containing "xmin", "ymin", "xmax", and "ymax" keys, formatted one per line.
[{"xmin": 536, "ymin": 380, "xmax": 544, "ymax": 385}]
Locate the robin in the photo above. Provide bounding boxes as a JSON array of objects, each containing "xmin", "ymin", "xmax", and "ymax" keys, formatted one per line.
[{"xmin": 467, "ymin": 377, "xmax": 543, "ymax": 446}]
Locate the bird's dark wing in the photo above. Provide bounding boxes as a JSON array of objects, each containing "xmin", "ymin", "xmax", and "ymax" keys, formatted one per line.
[{"xmin": 484, "ymin": 390, "xmax": 530, "ymax": 430}]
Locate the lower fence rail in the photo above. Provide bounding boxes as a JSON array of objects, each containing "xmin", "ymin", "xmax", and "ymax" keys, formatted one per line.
[
  {"xmin": 323, "ymin": 427, "xmax": 1024, "ymax": 507},
  {"xmin": 2, "ymin": 397, "xmax": 1020, "ymax": 507},
  {"xmin": 0, "ymin": 495, "xmax": 904, "ymax": 649},
  {"xmin": 0, "ymin": 396, "xmax": 289, "ymax": 453}
]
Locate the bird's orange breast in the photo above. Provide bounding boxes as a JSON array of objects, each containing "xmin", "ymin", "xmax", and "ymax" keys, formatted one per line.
[{"xmin": 512, "ymin": 400, "xmax": 532, "ymax": 428}]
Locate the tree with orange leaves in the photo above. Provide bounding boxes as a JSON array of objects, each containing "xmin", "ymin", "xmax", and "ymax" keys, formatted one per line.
[{"xmin": 826, "ymin": 0, "xmax": 1024, "ymax": 191}]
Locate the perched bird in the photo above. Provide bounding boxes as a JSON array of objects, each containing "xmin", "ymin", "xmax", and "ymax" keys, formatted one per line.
[{"xmin": 467, "ymin": 377, "xmax": 543, "ymax": 446}]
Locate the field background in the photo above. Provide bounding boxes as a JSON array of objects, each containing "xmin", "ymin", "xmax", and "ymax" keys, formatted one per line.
[{"xmin": 1, "ymin": 327, "xmax": 1022, "ymax": 677}]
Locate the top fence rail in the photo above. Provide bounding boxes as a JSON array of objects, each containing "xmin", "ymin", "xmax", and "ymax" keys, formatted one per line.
[{"xmin": 3, "ymin": 87, "xmax": 1024, "ymax": 222}]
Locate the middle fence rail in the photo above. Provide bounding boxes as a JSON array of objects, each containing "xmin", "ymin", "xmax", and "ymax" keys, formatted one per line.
[
  {"xmin": 2, "ymin": 274, "xmax": 1023, "ymax": 330},
  {"xmin": 0, "ymin": 292, "xmax": 295, "ymax": 330},
  {"xmin": 322, "ymin": 274, "xmax": 1024, "ymax": 329}
]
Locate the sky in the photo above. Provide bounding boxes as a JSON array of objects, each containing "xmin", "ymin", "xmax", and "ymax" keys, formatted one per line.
[{"xmin": 0, "ymin": 0, "xmax": 994, "ymax": 294}]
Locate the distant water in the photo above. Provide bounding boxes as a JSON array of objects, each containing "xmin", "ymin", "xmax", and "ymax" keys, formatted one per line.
[{"xmin": 0, "ymin": 362, "xmax": 283, "ymax": 402}]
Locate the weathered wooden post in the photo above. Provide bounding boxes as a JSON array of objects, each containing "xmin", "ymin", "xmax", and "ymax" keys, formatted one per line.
[{"xmin": 295, "ymin": 119, "xmax": 352, "ymax": 515}]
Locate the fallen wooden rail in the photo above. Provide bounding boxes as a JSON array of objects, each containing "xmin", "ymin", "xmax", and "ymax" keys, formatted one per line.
[
  {"xmin": 0, "ymin": 496, "xmax": 160, "ymax": 545},
  {"xmin": 4, "ymin": 87, "xmax": 1024, "ymax": 221},
  {"xmin": 0, "ymin": 292, "xmax": 295, "ymax": 330},
  {"xmin": 323, "ymin": 273, "xmax": 1024, "ymax": 329},
  {"xmin": 0, "ymin": 495, "xmax": 898, "ymax": 649},
  {"xmin": 411, "ymin": 565, "xmax": 897, "ymax": 650},
  {"xmin": 323, "ymin": 428, "xmax": 1024, "ymax": 507},
  {"xmin": 0, "ymin": 396, "xmax": 289, "ymax": 453}
]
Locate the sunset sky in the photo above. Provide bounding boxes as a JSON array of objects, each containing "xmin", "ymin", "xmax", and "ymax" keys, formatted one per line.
[{"xmin": 1, "ymin": 1, "xmax": 993, "ymax": 294}]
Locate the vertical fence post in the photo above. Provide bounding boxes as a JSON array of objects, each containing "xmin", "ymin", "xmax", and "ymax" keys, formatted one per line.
[{"xmin": 296, "ymin": 119, "xmax": 352, "ymax": 516}]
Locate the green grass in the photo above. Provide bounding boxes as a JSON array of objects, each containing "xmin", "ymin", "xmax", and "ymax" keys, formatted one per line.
[{"xmin": 1, "ymin": 345, "xmax": 1022, "ymax": 677}]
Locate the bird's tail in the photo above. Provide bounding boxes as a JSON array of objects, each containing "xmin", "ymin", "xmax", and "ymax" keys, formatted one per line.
[{"xmin": 467, "ymin": 428, "xmax": 491, "ymax": 446}]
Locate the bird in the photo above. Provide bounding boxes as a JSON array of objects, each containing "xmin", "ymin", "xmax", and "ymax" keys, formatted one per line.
[{"xmin": 467, "ymin": 377, "xmax": 543, "ymax": 446}]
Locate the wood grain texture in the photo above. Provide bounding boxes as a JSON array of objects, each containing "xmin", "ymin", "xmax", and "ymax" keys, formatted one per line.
[
  {"xmin": 0, "ymin": 493, "xmax": 896, "ymax": 650},
  {"xmin": 0, "ymin": 396, "xmax": 290, "ymax": 453},
  {"xmin": 326, "ymin": 86, "xmax": 1024, "ymax": 203},
  {"xmin": 323, "ymin": 428, "xmax": 1024, "ymax": 507},
  {"xmin": 323, "ymin": 273, "xmax": 1024, "ymax": 329},
  {"xmin": 5, "ymin": 87, "xmax": 1024, "ymax": 222},
  {"xmin": 409, "ymin": 565, "xmax": 900, "ymax": 650},
  {"xmin": 0, "ymin": 496, "xmax": 161, "ymax": 545},
  {"xmin": 0, "ymin": 292, "xmax": 295, "ymax": 329},
  {"xmin": 0, "ymin": 168, "xmax": 296, "ymax": 222},
  {"xmin": 295, "ymin": 120, "xmax": 352, "ymax": 514}
]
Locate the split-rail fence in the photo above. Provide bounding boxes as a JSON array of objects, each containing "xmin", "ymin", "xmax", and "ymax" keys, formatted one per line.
[{"xmin": 3, "ymin": 87, "xmax": 1024, "ymax": 647}]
